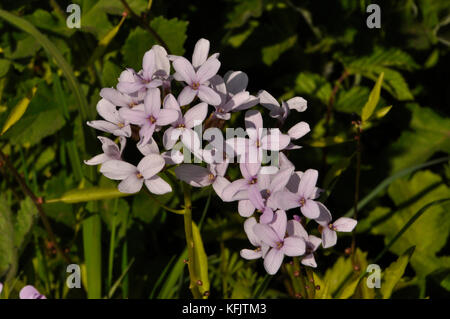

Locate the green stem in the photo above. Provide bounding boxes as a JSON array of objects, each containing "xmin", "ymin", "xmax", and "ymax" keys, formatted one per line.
[
  {"xmin": 107, "ymin": 199, "xmax": 119, "ymax": 291},
  {"xmin": 182, "ymin": 183, "xmax": 201, "ymax": 299},
  {"xmin": 293, "ymin": 259, "xmax": 308, "ymax": 299}
]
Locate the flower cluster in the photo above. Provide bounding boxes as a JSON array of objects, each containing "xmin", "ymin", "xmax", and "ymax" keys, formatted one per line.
[{"xmin": 85, "ymin": 38, "xmax": 357, "ymax": 275}]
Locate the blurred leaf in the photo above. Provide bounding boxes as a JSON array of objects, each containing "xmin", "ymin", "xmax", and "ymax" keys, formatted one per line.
[
  {"xmin": 46, "ymin": 186, "xmax": 131, "ymax": 204},
  {"xmin": 380, "ymin": 246, "xmax": 415, "ymax": 299},
  {"xmin": 122, "ymin": 28, "xmax": 157, "ymax": 70},
  {"xmin": 261, "ymin": 35, "xmax": 297, "ymax": 66},
  {"xmin": 158, "ymin": 249, "xmax": 188, "ymax": 299},
  {"xmin": 367, "ymin": 170, "xmax": 450, "ymax": 278},
  {"xmin": 390, "ymin": 103, "xmax": 450, "ymax": 172},
  {"xmin": 0, "ymin": 59, "xmax": 11, "ymax": 77},
  {"xmin": 0, "ymin": 196, "xmax": 15, "ymax": 279},
  {"xmin": 1, "ymin": 86, "xmax": 36, "ymax": 135},
  {"xmin": 14, "ymin": 198, "xmax": 38, "ymax": 251},
  {"xmin": 225, "ymin": 0, "xmax": 263, "ymax": 29},
  {"xmin": 150, "ymin": 16, "xmax": 188, "ymax": 55},
  {"xmin": 295, "ymin": 72, "xmax": 332, "ymax": 105},
  {"xmin": 361, "ymin": 72, "xmax": 384, "ymax": 122},
  {"xmin": 335, "ymin": 86, "xmax": 370, "ymax": 114}
]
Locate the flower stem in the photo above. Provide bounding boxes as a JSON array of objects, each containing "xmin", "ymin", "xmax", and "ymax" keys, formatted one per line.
[{"xmin": 182, "ymin": 182, "xmax": 202, "ymax": 299}]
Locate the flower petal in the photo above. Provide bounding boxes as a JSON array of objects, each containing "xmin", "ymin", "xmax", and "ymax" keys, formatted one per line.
[
  {"xmin": 163, "ymin": 93, "xmax": 181, "ymax": 112},
  {"xmin": 224, "ymin": 71, "xmax": 248, "ymax": 95},
  {"xmin": 260, "ymin": 129, "xmax": 291, "ymax": 151},
  {"xmin": 184, "ymin": 102, "xmax": 208, "ymax": 128},
  {"xmin": 212, "ymin": 176, "xmax": 231, "ymax": 201},
  {"xmin": 100, "ymin": 160, "xmax": 136, "ymax": 180},
  {"xmin": 118, "ymin": 174, "xmax": 144, "ymax": 193},
  {"xmin": 301, "ymin": 254, "xmax": 317, "ymax": 268},
  {"xmin": 172, "ymin": 56, "xmax": 196, "ymax": 84},
  {"xmin": 282, "ymin": 236, "xmax": 306, "ymax": 257},
  {"xmin": 253, "ymin": 223, "xmax": 279, "ymax": 247},
  {"xmin": 286, "ymin": 96, "xmax": 307, "ymax": 112},
  {"xmin": 163, "ymin": 127, "xmax": 182, "ymax": 150},
  {"xmin": 192, "ymin": 38, "xmax": 210, "ymax": 68},
  {"xmin": 288, "ymin": 121, "xmax": 310, "ymax": 140},
  {"xmin": 244, "ymin": 217, "xmax": 260, "ymax": 246},
  {"xmin": 138, "ymin": 154, "xmax": 165, "ymax": 179},
  {"xmin": 260, "ymin": 207, "xmax": 274, "ymax": 224},
  {"xmin": 156, "ymin": 109, "xmax": 179, "ymax": 126},
  {"xmin": 177, "ymin": 86, "xmax": 198, "ymax": 106},
  {"xmin": 333, "ymin": 217, "xmax": 357, "ymax": 232},
  {"xmin": 240, "ymin": 249, "xmax": 262, "ymax": 260},
  {"xmin": 222, "ymin": 179, "xmax": 249, "ymax": 200},
  {"xmin": 263, "ymin": 248, "xmax": 284, "ymax": 275},
  {"xmin": 245, "ymin": 110, "xmax": 263, "ymax": 139},
  {"xmin": 286, "ymin": 220, "xmax": 308, "ymax": 239},
  {"xmin": 300, "ymin": 199, "xmax": 320, "ymax": 219},
  {"xmin": 197, "ymin": 85, "xmax": 221, "ymax": 105},
  {"xmin": 97, "ymin": 98, "xmax": 121, "ymax": 124},
  {"xmin": 84, "ymin": 153, "xmax": 109, "ymax": 166},
  {"xmin": 308, "ymin": 235, "xmax": 322, "ymax": 251},
  {"xmin": 174, "ymin": 164, "xmax": 211, "ymax": 187},
  {"xmin": 315, "ymin": 202, "xmax": 332, "ymax": 226},
  {"xmin": 238, "ymin": 199, "xmax": 255, "ymax": 217},
  {"xmin": 196, "ymin": 58, "xmax": 220, "ymax": 83},
  {"xmin": 19, "ymin": 286, "xmax": 46, "ymax": 299},
  {"xmin": 321, "ymin": 227, "xmax": 337, "ymax": 248},
  {"xmin": 269, "ymin": 210, "xmax": 287, "ymax": 240},
  {"xmin": 299, "ymin": 169, "xmax": 318, "ymax": 199},
  {"xmin": 144, "ymin": 88, "xmax": 161, "ymax": 116},
  {"xmin": 119, "ymin": 108, "xmax": 146, "ymax": 125},
  {"xmin": 144, "ymin": 175, "xmax": 172, "ymax": 195},
  {"xmin": 275, "ymin": 191, "xmax": 300, "ymax": 211}
]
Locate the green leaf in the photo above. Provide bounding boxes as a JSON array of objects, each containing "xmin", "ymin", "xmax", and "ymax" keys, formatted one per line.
[
  {"xmin": 157, "ymin": 249, "xmax": 188, "ymax": 299},
  {"xmin": 0, "ymin": 196, "xmax": 15, "ymax": 279},
  {"xmin": 0, "ymin": 59, "xmax": 11, "ymax": 77},
  {"xmin": 46, "ymin": 187, "xmax": 131, "ymax": 204},
  {"xmin": 192, "ymin": 221, "xmax": 210, "ymax": 298},
  {"xmin": 2, "ymin": 84, "xmax": 65, "ymax": 146},
  {"xmin": 390, "ymin": 103, "xmax": 450, "ymax": 173},
  {"xmin": 367, "ymin": 170, "xmax": 450, "ymax": 278},
  {"xmin": 150, "ymin": 16, "xmax": 188, "ymax": 55},
  {"xmin": 380, "ymin": 246, "xmax": 415, "ymax": 299},
  {"xmin": 122, "ymin": 28, "xmax": 158, "ymax": 71},
  {"xmin": 261, "ymin": 35, "xmax": 297, "ymax": 66},
  {"xmin": 1, "ymin": 86, "xmax": 36, "ymax": 135},
  {"xmin": 361, "ymin": 72, "xmax": 384, "ymax": 122},
  {"xmin": 295, "ymin": 72, "xmax": 332, "ymax": 105},
  {"xmin": 0, "ymin": 9, "xmax": 90, "ymax": 121},
  {"xmin": 14, "ymin": 198, "xmax": 38, "ymax": 251},
  {"xmin": 225, "ymin": 0, "xmax": 263, "ymax": 29}
]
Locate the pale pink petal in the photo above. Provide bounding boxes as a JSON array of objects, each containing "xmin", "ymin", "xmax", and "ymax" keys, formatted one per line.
[
  {"xmin": 238, "ymin": 199, "xmax": 255, "ymax": 217},
  {"xmin": 138, "ymin": 154, "xmax": 165, "ymax": 179},
  {"xmin": 100, "ymin": 160, "xmax": 136, "ymax": 180},
  {"xmin": 240, "ymin": 161, "xmax": 260, "ymax": 180},
  {"xmin": 19, "ymin": 286, "xmax": 46, "ymax": 299},
  {"xmin": 172, "ymin": 56, "xmax": 196, "ymax": 84},
  {"xmin": 118, "ymin": 174, "xmax": 144, "ymax": 193},
  {"xmin": 144, "ymin": 175, "xmax": 172, "ymax": 195},
  {"xmin": 240, "ymin": 249, "xmax": 262, "ymax": 260},
  {"xmin": 260, "ymin": 129, "xmax": 291, "ymax": 151},
  {"xmin": 253, "ymin": 223, "xmax": 279, "ymax": 247},
  {"xmin": 243, "ymin": 217, "xmax": 260, "ymax": 247},
  {"xmin": 269, "ymin": 210, "xmax": 287, "ymax": 240},
  {"xmin": 100, "ymin": 88, "xmax": 130, "ymax": 107},
  {"xmin": 119, "ymin": 108, "xmax": 146, "ymax": 125},
  {"xmin": 222, "ymin": 179, "xmax": 249, "ymax": 200},
  {"xmin": 142, "ymin": 49, "xmax": 156, "ymax": 79},
  {"xmin": 269, "ymin": 167, "xmax": 294, "ymax": 193},
  {"xmin": 144, "ymin": 88, "xmax": 161, "ymax": 116},
  {"xmin": 333, "ymin": 217, "xmax": 357, "ymax": 232},
  {"xmin": 260, "ymin": 207, "xmax": 274, "ymax": 224},
  {"xmin": 177, "ymin": 86, "xmax": 198, "ymax": 106},
  {"xmin": 258, "ymin": 90, "xmax": 282, "ymax": 118},
  {"xmin": 87, "ymin": 120, "xmax": 120, "ymax": 134},
  {"xmin": 184, "ymin": 102, "xmax": 208, "ymax": 128},
  {"xmin": 163, "ymin": 93, "xmax": 181, "ymax": 112},
  {"xmin": 300, "ymin": 199, "xmax": 320, "ymax": 219},
  {"xmin": 137, "ymin": 137, "xmax": 159, "ymax": 155},
  {"xmin": 153, "ymin": 45, "xmax": 170, "ymax": 76},
  {"xmin": 288, "ymin": 122, "xmax": 310, "ymax": 140},
  {"xmin": 97, "ymin": 98, "xmax": 121, "ymax": 124},
  {"xmin": 321, "ymin": 227, "xmax": 337, "ymax": 248},
  {"xmin": 245, "ymin": 110, "xmax": 263, "ymax": 138},
  {"xmin": 163, "ymin": 127, "xmax": 182, "ymax": 150},
  {"xmin": 224, "ymin": 71, "xmax": 248, "ymax": 95},
  {"xmin": 299, "ymin": 169, "xmax": 318, "ymax": 199},
  {"xmin": 212, "ymin": 176, "xmax": 231, "ymax": 201},
  {"xmin": 286, "ymin": 96, "xmax": 307, "ymax": 112},
  {"xmin": 276, "ymin": 191, "xmax": 301, "ymax": 211},
  {"xmin": 286, "ymin": 220, "xmax": 308, "ymax": 239},
  {"xmin": 196, "ymin": 58, "xmax": 220, "ymax": 83},
  {"xmin": 192, "ymin": 38, "xmax": 210, "ymax": 68},
  {"xmin": 282, "ymin": 237, "xmax": 306, "ymax": 257},
  {"xmin": 308, "ymin": 235, "xmax": 322, "ymax": 251},
  {"xmin": 301, "ymin": 254, "xmax": 317, "ymax": 268},
  {"xmin": 156, "ymin": 109, "xmax": 179, "ymax": 126},
  {"xmin": 198, "ymin": 85, "xmax": 221, "ymax": 105},
  {"xmin": 263, "ymin": 248, "xmax": 284, "ymax": 275},
  {"xmin": 248, "ymin": 185, "xmax": 265, "ymax": 211},
  {"xmin": 84, "ymin": 154, "xmax": 109, "ymax": 166}
]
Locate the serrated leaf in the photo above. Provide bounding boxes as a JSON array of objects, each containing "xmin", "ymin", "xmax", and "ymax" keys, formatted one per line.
[
  {"xmin": 361, "ymin": 72, "xmax": 384, "ymax": 122},
  {"xmin": 1, "ymin": 86, "xmax": 36, "ymax": 135},
  {"xmin": 46, "ymin": 187, "xmax": 131, "ymax": 204},
  {"xmin": 367, "ymin": 170, "xmax": 450, "ymax": 278},
  {"xmin": 389, "ymin": 103, "xmax": 450, "ymax": 173},
  {"xmin": 150, "ymin": 16, "xmax": 188, "ymax": 55},
  {"xmin": 380, "ymin": 246, "xmax": 415, "ymax": 299}
]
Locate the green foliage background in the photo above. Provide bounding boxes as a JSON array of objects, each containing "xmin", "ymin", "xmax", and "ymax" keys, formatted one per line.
[{"xmin": 0, "ymin": 0, "xmax": 449, "ymax": 299}]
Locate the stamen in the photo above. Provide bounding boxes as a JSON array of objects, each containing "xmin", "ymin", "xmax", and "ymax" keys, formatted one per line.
[
  {"xmin": 299, "ymin": 198, "xmax": 306, "ymax": 207},
  {"xmin": 191, "ymin": 82, "xmax": 200, "ymax": 90},
  {"xmin": 276, "ymin": 241, "xmax": 283, "ymax": 249},
  {"xmin": 136, "ymin": 173, "xmax": 143, "ymax": 179},
  {"xmin": 118, "ymin": 122, "xmax": 125, "ymax": 128},
  {"xmin": 208, "ymin": 173, "xmax": 215, "ymax": 181},
  {"xmin": 149, "ymin": 115, "xmax": 157, "ymax": 124}
]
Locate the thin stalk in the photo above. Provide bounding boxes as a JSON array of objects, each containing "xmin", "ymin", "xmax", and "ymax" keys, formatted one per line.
[
  {"xmin": 182, "ymin": 182, "xmax": 202, "ymax": 299},
  {"xmin": 293, "ymin": 258, "xmax": 308, "ymax": 299},
  {"xmin": 305, "ymin": 267, "xmax": 316, "ymax": 299},
  {"xmin": 107, "ymin": 199, "xmax": 119, "ymax": 290}
]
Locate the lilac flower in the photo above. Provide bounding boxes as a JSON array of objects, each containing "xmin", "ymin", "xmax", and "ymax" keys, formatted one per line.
[
  {"xmin": 119, "ymin": 88, "xmax": 179, "ymax": 146},
  {"xmin": 253, "ymin": 210, "xmax": 306, "ymax": 275},
  {"xmin": 174, "ymin": 161, "xmax": 230, "ymax": 201},
  {"xmin": 87, "ymin": 98, "xmax": 131, "ymax": 137},
  {"xmin": 287, "ymin": 219, "xmax": 322, "ymax": 267},
  {"xmin": 276, "ymin": 169, "xmax": 324, "ymax": 219},
  {"xmin": 258, "ymin": 90, "xmax": 307, "ymax": 123},
  {"xmin": 19, "ymin": 285, "xmax": 46, "ymax": 299},
  {"xmin": 247, "ymin": 185, "xmax": 275, "ymax": 224},
  {"xmin": 117, "ymin": 45, "xmax": 170, "ymax": 94},
  {"xmin": 171, "ymin": 38, "xmax": 219, "ymax": 72},
  {"xmin": 222, "ymin": 161, "xmax": 261, "ymax": 202},
  {"xmin": 240, "ymin": 217, "xmax": 270, "ymax": 260},
  {"xmin": 226, "ymin": 110, "xmax": 290, "ymax": 164},
  {"xmin": 138, "ymin": 136, "xmax": 184, "ymax": 165},
  {"xmin": 100, "ymin": 154, "xmax": 171, "ymax": 194},
  {"xmin": 315, "ymin": 204, "xmax": 357, "ymax": 248},
  {"xmin": 172, "ymin": 56, "xmax": 221, "ymax": 106},
  {"xmin": 84, "ymin": 136, "xmax": 125, "ymax": 166},
  {"xmin": 209, "ymin": 72, "xmax": 258, "ymax": 120},
  {"xmin": 162, "ymin": 93, "xmax": 208, "ymax": 150}
]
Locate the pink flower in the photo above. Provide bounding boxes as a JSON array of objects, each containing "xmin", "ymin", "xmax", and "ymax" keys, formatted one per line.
[
  {"xmin": 240, "ymin": 217, "xmax": 270, "ymax": 260},
  {"xmin": 253, "ymin": 210, "xmax": 306, "ymax": 275},
  {"xmin": 87, "ymin": 98, "xmax": 131, "ymax": 137},
  {"xmin": 19, "ymin": 285, "xmax": 47, "ymax": 299},
  {"xmin": 84, "ymin": 136, "xmax": 126, "ymax": 166},
  {"xmin": 287, "ymin": 219, "xmax": 322, "ymax": 267},
  {"xmin": 258, "ymin": 90, "xmax": 307, "ymax": 123},
  {"xmin": 315, "ymin": 204, "xmax": 357, "ymax": 248}
]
